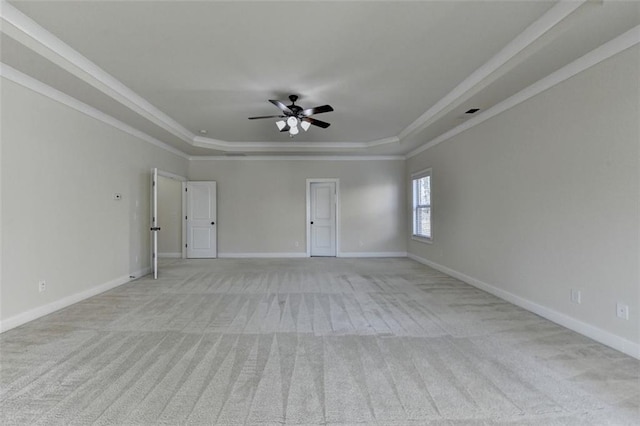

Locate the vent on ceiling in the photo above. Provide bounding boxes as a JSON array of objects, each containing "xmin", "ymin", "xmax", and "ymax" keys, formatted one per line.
[
  {"xmin": 465, "ymin": 108, "xmax": 480, "ymax": 114},
  {"xmin": 224, "ymin": 153, "xmax": 246, "ymax": 157}
]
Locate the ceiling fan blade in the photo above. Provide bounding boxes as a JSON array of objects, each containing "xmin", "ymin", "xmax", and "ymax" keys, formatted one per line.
[
  {"xmin": 303, "ymin": 117, "xmax": 331, "ymax": 128},
  {"xmin": 269, "ymin": 99, "xmax": 292, "ymax": 113},
  {"xmin": 248, "ymin": 115, "xmax": 285, "ymax": 120},
  {"xmin": 279, "ymin": 125, "xmax": 291, "ymax": 132},
  {"xmin": 302, "ymin": 105, "xmax": 334, "ymax": 116}
]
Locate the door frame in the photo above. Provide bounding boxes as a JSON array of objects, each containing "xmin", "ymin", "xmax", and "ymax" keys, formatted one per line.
[
  {"xmin": 150, "ymin": 169, "xmax": 187, "ymax": 271},
  {"xmin": 306, "ymin": 178, "xmax": 340, "ymax": 257},
  {"xmin": 184, "ymin": 181, "xmax": 217, "ymax": 259}
]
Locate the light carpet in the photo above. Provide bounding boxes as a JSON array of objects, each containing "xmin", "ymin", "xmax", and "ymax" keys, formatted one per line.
[{"xmin": 1, "ymin": 258, "xmax": 638, "ymax": 425}]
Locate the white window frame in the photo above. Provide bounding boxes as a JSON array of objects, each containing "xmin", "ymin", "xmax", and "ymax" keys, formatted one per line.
[{"xmin": 411, "ymin": 168, "xmax": 432, "ymax": 243}]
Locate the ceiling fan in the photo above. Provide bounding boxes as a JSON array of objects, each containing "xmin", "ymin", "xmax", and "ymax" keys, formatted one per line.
[{"xmin": 248, "ymin": 95, "xmax": 334, "ymax": 136}]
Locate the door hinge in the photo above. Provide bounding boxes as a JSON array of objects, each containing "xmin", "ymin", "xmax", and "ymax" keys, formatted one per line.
[
  {"xmin": 185, "ymin": 216, "xmax": 188, "ymax": 220},
  {"xmin": 185, "ymin": 187, "xmax": 188, "ymax": 192},
  {"xmin": 185, "ymin": 244, "xmax": 188, "ymax": 248}
]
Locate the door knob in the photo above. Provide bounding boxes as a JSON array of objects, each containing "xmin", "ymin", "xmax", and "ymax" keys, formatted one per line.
[
  {"xmin": 211, "ymin": 222, "xmax": 215, "ymax": 225},
  {"xmin": 310, "ymin": 221, "xmax": 314, "ymax": 225}
]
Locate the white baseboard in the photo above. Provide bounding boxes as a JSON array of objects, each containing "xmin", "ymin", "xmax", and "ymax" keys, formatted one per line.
[
  {"xmin": 218, "ymin": 252, "xmax": 408, "ymax": 259},
  {"xmin": 339, "ymin": 251, "xmax": 408, "ymax": 258},
  {"xmin": 0, "ymin": 267, "xmax": 151, "ymax": 333},
  {"xmin": 218, "ymin": 252, "xmax": 307, "ymax": 259},
  {"xmin": 158, "ymin": 252, "xmax": 182, "ymax": 258},
  {"xmin": 407, "ymin": 253, "xmax": 640, "ymax": 360}
]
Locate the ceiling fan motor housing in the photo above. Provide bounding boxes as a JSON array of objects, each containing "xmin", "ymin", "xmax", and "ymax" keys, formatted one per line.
[{"xmin": 287, "ymin": 95, "xmax": 302, "ymax": 116}]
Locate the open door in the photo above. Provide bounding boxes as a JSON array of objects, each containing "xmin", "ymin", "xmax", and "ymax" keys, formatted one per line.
[
  {"xmin": 186, "ymin": 181, "xmax": 217, "ymax": 258},
  {"xmin": 150, "ymin": 168, "xmax": 160, "ymax": 279}
]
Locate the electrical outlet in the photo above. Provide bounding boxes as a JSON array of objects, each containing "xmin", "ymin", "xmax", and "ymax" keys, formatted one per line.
[
  {"xmin": 38, "ymin": 280, "xmax": 46, "ymax": 293},
  {"xmin": 616, "ymin": 303, "xmax": 629, "ymax": 320},
  {"xmin": 570, "ymin": 289, "xmax": 581, "ymax": 304}
]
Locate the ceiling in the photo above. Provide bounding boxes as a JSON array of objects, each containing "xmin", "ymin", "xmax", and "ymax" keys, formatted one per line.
[{"xmin": 1, "ymin": 1, "xmax": 638, "ymax": 157}]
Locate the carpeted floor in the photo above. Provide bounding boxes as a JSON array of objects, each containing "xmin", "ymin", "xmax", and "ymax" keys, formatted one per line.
[{"xmin": 1, "ymin": 258, "xmax": 638, "ymax": 425}]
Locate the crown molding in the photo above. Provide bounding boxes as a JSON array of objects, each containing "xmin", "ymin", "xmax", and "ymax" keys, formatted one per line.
[
  {"xmin": 189, "ymin": 155, "xmax": 405, "ymax": 161},
  {"xmin": 0, "ymin": 0, "xmax": 626, "ymax": 159},
  {"xmin": 407, "ymin": 25, "xmax": 640, "ymax": 159},
  {"xmin": 192, "ymin": 135, "xmax": 400, "ymax": 151},
  {"xmin": 0, "ymin": 63, "xmax": 190, "ymax": 160},
  {"xmin": 366, "ymin": 136, "xmax": 401, "ymax": 147},
  {"xmin": 0, "ymin": 0, "xmax": 402, "ymax": 154},
  {"xmin": 0, "ymin": 0, "xmax": 196, "ymax": 144},
  {"xmin": 193, "ymin": 136, "xmax": 369, "ymax": 151},
  {"xmin": 399, "ymin": 0, "xmax": 587, "ymax": 141}
]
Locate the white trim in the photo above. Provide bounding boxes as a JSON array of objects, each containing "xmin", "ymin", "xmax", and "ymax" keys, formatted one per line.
[
  {"xmin": 153, "ymin": 169, "xmax": 188, "ymax": 259},
  {"xmin": 411, "ymin": 235, "xmax": 433, "ymax": 244},
  {"xmin": 181, "ymin": 182, "xmax": 187, "ymax": 259},
  {"xmin": 192, "ymin": 138, "xmax": 361, "ymax": 151},
  {"xmin": 367, "ymin": 136, "xmax": 401, "ymax": 147},
  {"xmin": 411, "ymin": 168, "xmax": 433, "ymax": 241},
  {"xmin": 0, "ymin": 267, "xmax": 151, "ymax": 333},
  {"xmin": 306, "ymin": 178, "xmax": 340, "ymax": 257},
  {"xmin": 157, "ymin": 170, "xmax": 187, "ymax": 182},
  {"xmin": 399, "ymin": 0, "xmax": 586, "ymax": 141},
  {"xmin": 158, "ymin": 252, "xmax": 182, "ymax": 258},
  {"xmin": 218, "ymin": 252, "xmax": 307, "ymax": 259},
  {"xmin": 407, "ymin": 25, "xmax": 640, "ymax": 159},
  {"xmin": 192, "ymin": 136, "xmax": 400, "ymax": 152},
  {"xmin": 0, "ymin": 0, "xmax": 586, "ymax": 155},
  {"xmin": 407, "ymin": 253, "xmax": 640, "ymax": 360},
  {"xmin": 338, "ymin": 252, "xmax": 407, "ymax": 258},
  {"xmin": 0, "ymin": 1, "xmax": 196, "ymax": 144},
  {"xmin": 151, "ymin": 168, "xmax": 159, "ymax": 278},
  {"xmin": 411, "ymin": 168, "xmax": 432, "ymax": 179},
  {"xmin": 189, "ymin": 155, "xmax": 405, "ymax": 161},
  {"xmin": 0, "ymin": 0, "xmax": 400, "ymax": 156},
  {"xmin": 2, "ymin": 0, "xmax": 635, "ymax": 158},
  {"xmin": 0, "ymin": 64, "xmax": 189, "ymax": 160}
]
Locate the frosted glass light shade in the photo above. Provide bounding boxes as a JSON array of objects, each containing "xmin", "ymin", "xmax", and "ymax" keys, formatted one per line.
[
  {"xmin": 286, "ymin": 116, "xmax": 298, "ymax": 127},
  {"xmin": 289, "ymin": 126, "xmax": 299, "ymax": 135},
  {"xmin": 276, "ymin": 120, "xmax": 286, "ymax": 131},
  {"xmin": 300, "ymin": 120, "xmax": 311, "ymax": 131}
]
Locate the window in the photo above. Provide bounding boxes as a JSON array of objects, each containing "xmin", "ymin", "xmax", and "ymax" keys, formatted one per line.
[{"xmin": 412, "ymin": 169, "xmax": 432, "ymax": 241}]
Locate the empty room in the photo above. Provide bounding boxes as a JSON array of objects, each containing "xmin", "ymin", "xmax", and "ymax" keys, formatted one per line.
[{"xmin": 1, "ymin": 1, "xmax": 638, "ymax": 425}]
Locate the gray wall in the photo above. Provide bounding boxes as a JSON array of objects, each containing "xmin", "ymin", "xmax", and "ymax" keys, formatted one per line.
[
  {"xmin": 407, "ymin": 46, "xmax": 639, "ymax": 346},
  {"xmin": 1, "ymin": 78, "xmax": 188, "ymax": 324},
  {"xmin": 188, "ymin": 159, "xmax": 407, "ymax": 256}
]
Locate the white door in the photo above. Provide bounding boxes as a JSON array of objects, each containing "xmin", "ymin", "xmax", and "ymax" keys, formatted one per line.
[
  {"xmin": 151, "ymin": 168, "xmax": 159, "ymax": 279},
  {"xmin": 310, "ymin": 182, "xmax": 336, "ymax": 256},
  {"xmin": 186, "ymin": 181, "xmax": 217, "ymax": 258}
]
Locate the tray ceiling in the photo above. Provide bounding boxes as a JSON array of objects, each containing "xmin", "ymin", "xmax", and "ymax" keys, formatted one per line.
[{"xmin": 1, "ymin": 1, "xmax": 638, "ymax": 157}]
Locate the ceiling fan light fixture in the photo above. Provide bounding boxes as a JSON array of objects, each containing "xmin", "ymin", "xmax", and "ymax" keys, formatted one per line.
[
  {"xmin": 286, "ymin": 116, "xmax": 298, "ymax": 128},
  {"xmin": 249, "ymin": 95, "xmax": 333, "ymax": 137}
]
